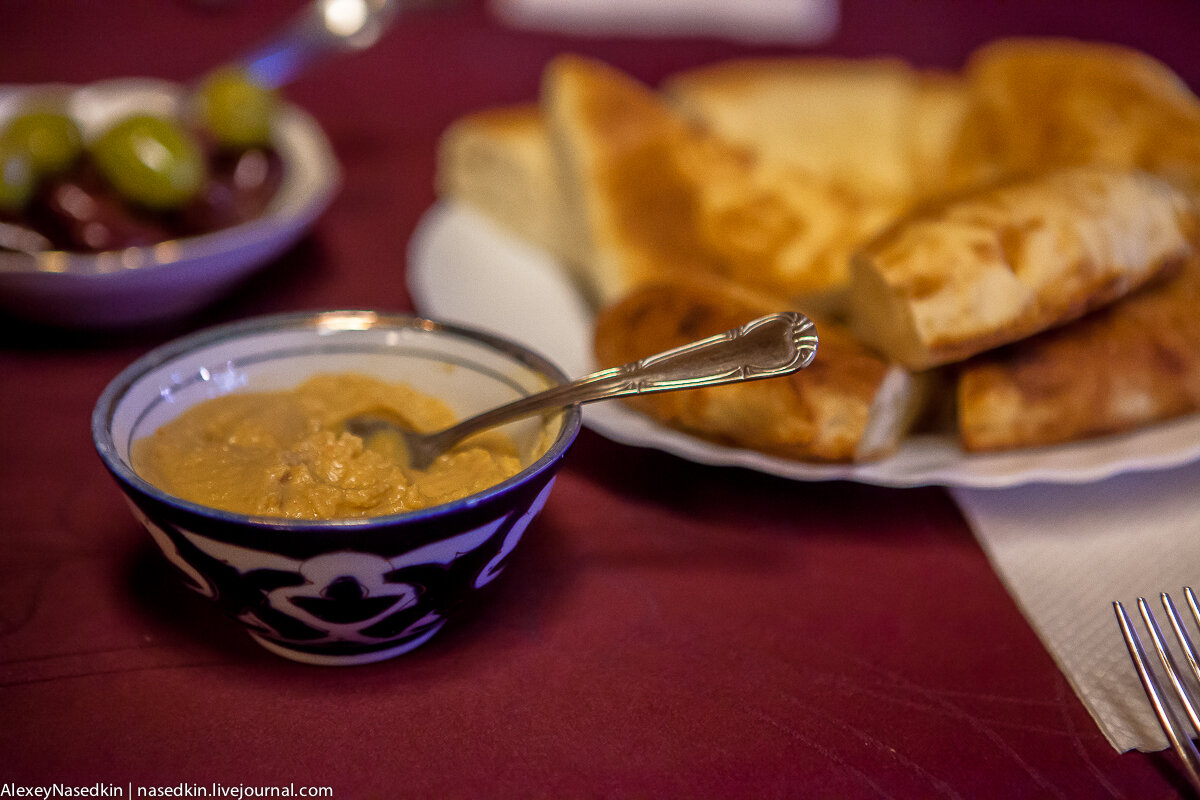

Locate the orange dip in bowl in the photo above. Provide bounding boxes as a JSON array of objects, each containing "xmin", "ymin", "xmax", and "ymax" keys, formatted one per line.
[{"xmin": 131, "ymin": 372, "xmax": 526, "ymax": 519}]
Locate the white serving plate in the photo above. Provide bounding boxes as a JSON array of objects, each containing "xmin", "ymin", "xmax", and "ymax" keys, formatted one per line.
[
  {"xmin": 407, "ymin": 201, "xmax": 1200, "ymax": 489},
  {"xmin": 0, "ymin": 78, "xmax": 340, "ymax": 328}
]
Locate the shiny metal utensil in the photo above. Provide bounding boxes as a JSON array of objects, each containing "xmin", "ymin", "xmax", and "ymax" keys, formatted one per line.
[
  {"xmin": 344, "ymin": 311, "xmax": 818, "ymax": 469},
  {"xmin": 238, "ymin": 0, "xmax": 414, "ymax": 89},
  {"xmin": 1114, "ymin": 588, "xmax": 1200, "ymax": 794}
]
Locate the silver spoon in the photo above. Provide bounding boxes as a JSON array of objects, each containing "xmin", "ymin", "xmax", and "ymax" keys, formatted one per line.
[
  {"xmin": 343, "ymin": 312, "xmax": 818, "ymax": 469},
  {"xmin": 237, "ymin": 0, "xmax": 429, "ymax": 89}
]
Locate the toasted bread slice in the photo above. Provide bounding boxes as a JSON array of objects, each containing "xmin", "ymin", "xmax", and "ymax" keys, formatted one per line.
[
  {"xmin": 848, "ymin": 166, "xmax": 1196, "ymax": 371},
  {"xmin": 436, "ymin": 104, "xmax": 587, "ymax": 269},
  {"xmin": 542, "ymin": 54, "xmax": 870, "ymax": 313},
  {"xmin": 664, "ymin": 57, "xmax": 918, "ymax": 197},
  {"xmin": 593, "ymin": 274, "xmax": 929, "ymax": 462},
  {"xmin": 947, "ymin": 37, "xmax": 1200, "ymax": 195},
  {"xmin": 958, "ymin": 256, "xmax": 1200, "ymax": 451},
  {"xmin": 664, "ymin": 57, "xmax": 970, "ymax": 202},
  {"xmin": 908, "ymin": 69, "xmax": 973, "ymax": 198}
]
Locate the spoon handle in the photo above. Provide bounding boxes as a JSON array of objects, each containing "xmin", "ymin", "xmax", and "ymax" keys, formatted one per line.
[
  {"xmin": 238, "ymin": 0, "xmax": 406, "ymax": 89},
  {"xmin": 582, "ymin": 311, "xmax": 818, "ymax": 395},
  {"xmin": 432, "ymin": 312, "xmax": 818, "ymax": 447}
]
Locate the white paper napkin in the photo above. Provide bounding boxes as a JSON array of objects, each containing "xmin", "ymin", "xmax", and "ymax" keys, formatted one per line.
[
  {"xmin": 491, "ymin": 0, "xmax": 840, "ymax": 44},
  {"xmin": 950, "ymin": 458, "xmax": 1200, "ymax": 753}
]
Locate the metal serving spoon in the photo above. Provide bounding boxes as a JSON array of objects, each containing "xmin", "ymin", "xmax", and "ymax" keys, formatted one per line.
[
  {"xmin": 237, "ymin": 0, "xmax": 432, "ymax": 89},
  {"xmin": 343, "ymin": 312, "xmax": 818, "ymax": 469}
]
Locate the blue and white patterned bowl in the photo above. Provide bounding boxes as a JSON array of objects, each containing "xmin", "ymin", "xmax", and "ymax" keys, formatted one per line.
[{"xmin": 92, "ymin": 310, "xmax": 581, "ymax": 665}]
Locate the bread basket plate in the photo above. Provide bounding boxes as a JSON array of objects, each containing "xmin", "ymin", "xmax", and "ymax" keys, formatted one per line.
[{"xmin": 408, "ymin": 202, "xmax": 1200, "ymax": 489}]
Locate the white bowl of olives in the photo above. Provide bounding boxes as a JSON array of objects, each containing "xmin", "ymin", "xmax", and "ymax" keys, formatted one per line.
[{"xmin": 0, "ymin": 70, "xmax": 339, "ymax": 328}]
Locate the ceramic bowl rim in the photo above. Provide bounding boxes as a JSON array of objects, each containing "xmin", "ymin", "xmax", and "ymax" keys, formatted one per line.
[{"xmin": 91, "ymin": 309, "xmax": 583, "ymax": 533}]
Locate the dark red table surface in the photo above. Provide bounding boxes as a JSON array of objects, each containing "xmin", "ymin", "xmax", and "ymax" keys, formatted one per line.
[{"xmin": 3, "ymin": 1, "xmax": 1200, "ymax": 797}]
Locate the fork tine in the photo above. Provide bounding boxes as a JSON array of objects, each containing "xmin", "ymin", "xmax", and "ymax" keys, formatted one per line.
[
  {"xmin": 1114, "ymin": 599, "xmax": 1200, "ymax": 793},
  {"xmin": 1160, "ymin": 592, "xmax": 1200, "ymax": 732},
  {"xmin": 1185, "ymin": 586, "xmax": 1200, "ymax": 666}
]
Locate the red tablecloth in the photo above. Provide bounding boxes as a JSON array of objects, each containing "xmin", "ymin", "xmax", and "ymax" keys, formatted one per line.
[{"xmin": 3, "ymin": 1, "xmax": 1200, "ymax": 796}]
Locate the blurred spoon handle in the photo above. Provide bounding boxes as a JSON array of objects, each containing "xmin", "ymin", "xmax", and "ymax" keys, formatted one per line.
[{"xmin": 237, "ymin": 0, "xmax": 405, "ymax": 88}]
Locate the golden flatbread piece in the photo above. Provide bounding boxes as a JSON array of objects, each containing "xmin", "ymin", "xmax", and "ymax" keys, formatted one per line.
[
  {"xmin": 593, "ymin": 275, "xmax": 929, "ymax": 462},
  {"xmin": 849, "ymin": 167, "xmax": 1196, "ymax": 370},
  {"xmin": 959, "ymin": 257, "xmax": 1200, "ymax": 451},
  {"xmin": 543, "ymin": 54, "xmax": 872, "ymax": 313}
]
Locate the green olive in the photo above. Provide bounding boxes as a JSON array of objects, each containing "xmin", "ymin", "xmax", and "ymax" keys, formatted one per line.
[
  {"xmin": 92, "ymin": 114, "xmax": 206, "ymax": 210},
  {"xmin": 0, "ymin": 139, "xmax": 36, "ymax": 212},
  {"xmin": 2, "ymin": 110, "xmax": 83, "ymax": 177},
  {"xmin": 196, "ymin": 67, "xmax": 277, "ymax": 148}
]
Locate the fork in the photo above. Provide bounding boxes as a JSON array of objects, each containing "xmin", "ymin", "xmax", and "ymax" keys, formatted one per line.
[{"xmin": 1114, "ymin": 588, "xmax": 1200, "ymax": 792}]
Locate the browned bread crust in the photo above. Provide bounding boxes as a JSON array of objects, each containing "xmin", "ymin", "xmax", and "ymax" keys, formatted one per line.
[
  {"xmin": 543, "ymin": 54, "xmax": 870, "ymax": 313},
  {"xmin": 958, "ymin": 257, "xmax": 1200, "ymax": 451},
  {"xmin": 593, "ymin": 275, "xmax": 928, "ymax": 462},
  {"xmin": 947, "ymin": 37, "xmax": 1200, "ymax": 195},
  {"xmin": 848, "ymin": 167, "xmax": 1196, "ymax": 371}
]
